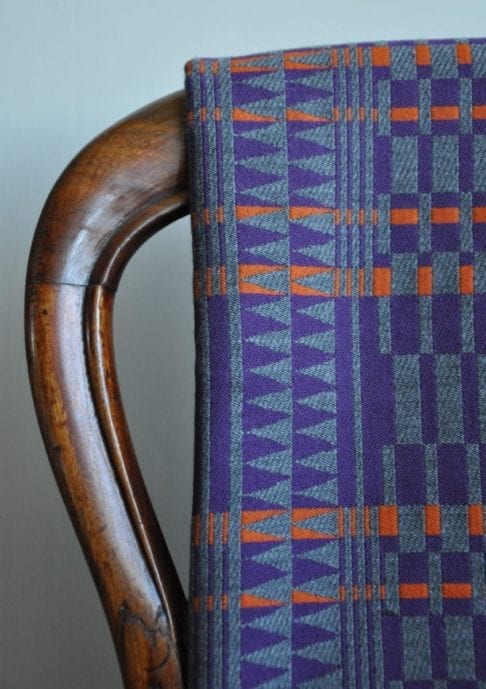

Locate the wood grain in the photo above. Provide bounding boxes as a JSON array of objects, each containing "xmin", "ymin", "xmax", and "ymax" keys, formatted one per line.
[{"xmin": 25, "ymin": 91, "xmax": 190, "ymax": 689}]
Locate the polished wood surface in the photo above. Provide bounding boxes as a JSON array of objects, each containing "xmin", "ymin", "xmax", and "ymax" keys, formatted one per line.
[{"xmin": 25, "ymin": 91, "xmax": 190, "ymax": 689}]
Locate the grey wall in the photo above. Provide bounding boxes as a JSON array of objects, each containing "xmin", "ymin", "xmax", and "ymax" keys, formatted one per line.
[{"xmin": 2, "ymin": 1, "xmax": 486, "ymax": 686}]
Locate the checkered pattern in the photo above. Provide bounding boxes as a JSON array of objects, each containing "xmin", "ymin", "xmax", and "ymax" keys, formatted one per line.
[{"xmin": 185, "ymin": 38, "xmax": 486, "ymax": 689}]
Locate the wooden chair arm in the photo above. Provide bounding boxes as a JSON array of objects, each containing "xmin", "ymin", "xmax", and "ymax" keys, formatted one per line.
[{"xmin": 25, "ymin": 91, "xmax": 189, "ymax": 689}]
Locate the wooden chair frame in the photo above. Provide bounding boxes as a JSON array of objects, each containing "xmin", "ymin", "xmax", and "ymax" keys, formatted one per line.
[{"xmin": 25, "ymin": 92, "xmax": 189, "ymax": 689}]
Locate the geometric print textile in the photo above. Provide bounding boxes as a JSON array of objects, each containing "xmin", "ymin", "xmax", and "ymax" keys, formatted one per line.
[{"xmin": 184, "ymin": 38, "xmax": 486, "ymax": 688}]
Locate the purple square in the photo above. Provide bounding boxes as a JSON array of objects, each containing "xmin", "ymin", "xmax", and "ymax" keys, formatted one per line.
[
  {"xmin": 395, "ymin": 445, "xmax": 426, "ymax": 504},
  {"xmin": 391, "ymin": 296, "xmax": 420, "ymax": 353},
  {"xmin": 437, "ymin": 445, "xmax": 468, "ymax": 504}
]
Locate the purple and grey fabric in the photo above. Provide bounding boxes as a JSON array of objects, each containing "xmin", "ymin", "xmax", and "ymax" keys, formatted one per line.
[{"xmin": 184, "ymin": 38, "xmax": 486, "ymax": 688}]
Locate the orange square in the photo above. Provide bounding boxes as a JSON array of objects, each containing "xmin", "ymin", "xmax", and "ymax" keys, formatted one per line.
[
  {"xmin": 468, "ymin": 504, "xmax": 484, "ymax": 535},
  {"xmin": 417, "ymin": 266, "xmax": 433, "ymax": 296},
  {"xmin": 390, "ymin": 208, "xmax": 419, "ymax": 225},
  {"xmin": 378, "ymin": 505, "xmax": 399, "ymax": 536},
  {"xmin": 459, "ymin": 265, "xmax": 474, "ymax": 295},
  {"xmin": 431, "ymin": 206, "xmax": 460, "ymax": 223},
  {"xmin": 431, "ymin": 106, "xmax": 460, "ymax": 121},
  {"xmin": 456, "ymin": 43, "xmax": 472, "ymax": 65},
  {"xmin": 372, "ymin": 46, "xmax": 390, "ymax": 67},
  {"xmin": 399, "ymin": 583, "xmax": 429, "ymax": 599},
  {"xmin": 473, "ymin": 105, "xmax": 486, "ymax": 120},
  {"xmin": 391, "ymin": 107, "xmax": 419, "ymax": 122},
  {"xmin": 442, "ymin": 583, "xmax": 472, "ymax": 599},
  {"xmin": 373, "ymin": 267, "xmax": 392, "ymax": 297},
  {"xmin": 416, "ymin": 44, "xmax": 431, "ymax": 66},
  {"xmin": 424, "ymin": 504, "xmax": 441, "ymax": 536},
  {"xmin": 473, "ymin": 206, "xmax": 486, "ymax": 222}
]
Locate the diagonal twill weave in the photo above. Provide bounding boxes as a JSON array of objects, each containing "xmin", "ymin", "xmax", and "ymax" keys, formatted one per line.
[{"xmin": 185, "ymin": 38, "xmax": 486, "ymax": 688}]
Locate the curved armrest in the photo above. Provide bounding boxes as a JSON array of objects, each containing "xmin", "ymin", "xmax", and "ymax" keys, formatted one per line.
[{"xmin": 25, "ymin": 92, "xmax": 189, "ymax": 689}]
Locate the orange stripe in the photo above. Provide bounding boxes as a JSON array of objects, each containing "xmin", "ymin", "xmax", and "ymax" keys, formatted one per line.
[
  {"xmin": 417, "ymin": 265, "xmax": 433, "ymax": 296},
  {"xmin": 390, "ymin": 208, "xmax": 419, "ymax": 224},
  {"xmin": 378, "ymin": 505, "xmax": 398, "ymax": 536},
  {"xmin": 459, "ymin": 265, "xmax": 474, "ymax": 294},
  {"xmin": 363, "ymin": 506, "xmax": 371, "ymax": 537},
  {"xmin": 372, "ymin": 46, "xmax": 390, "ymax": 67},
  {"xmin": 349, "ymin": 506, "xmax": 357, "ymax": 537},
  {"xmin": 289, "ymin": 206, "xmax": 333, "ymax": 220},
  {"xmin": 468, "ymin": 504, "xmax": 484, "ymax": 536},
  {"xmin": 365, "ymin": 584, "xmax": 372, "ymax": 600},
  {"xmin": 372, "ymin": 267, "xmax": 392, "ymax": 297},
  {"xmin": 208, "ymin": 512, "xmax": 214, "ymax": 545},
  {"xmin": 241, "ymin": 594, "xmax": 282, "ymax": 608},
  {"xmin": 219, "ymin": 265, "xmax": 227, "ymax": 294},
  {"xmin": 339, "ymin": 585, "xmax": 385, "ymax": 601},
  {"xmin": 473, "ymin": 105, "xmax": 486, "ymax": 119},
  {"xmin": 206, "ymin": 267, "xmax": 212, "ymax": 297},
  {"xmin": 431, "ymin": 206, "xmax": 460, "ymax": 223},
  {"xmin": 456, "ymin": 43, "xmax": 472, "ymax": 64},
  {"xmin": 473, "ymin": 206, "xmax": 486, "ymax": 222},
  {"xmin": 292, "ymin": 590, "xmax": 336, "ymax": 604},
  {"xmin": 442, "ymin": 583, "xmax": 472, "ymax": 599},
  {"xmin": 416, "ymin": 44, "xmax": 431, "ymax": 66},
  {"xmin": 391, "ymin": 107, "xmax": 418, "ymax": 122},
  {"xmin": 241, "ymin": 509, "xmax": 285, "ymax": 525},
  {"xmin": 358, "ymin": 268, "xmax": 365, "ymax": 297},
  {"xmin": 284, "ymin": 57, "xmax": 328, "ymax": 71},
  {"xmin": 236, "ymin": 205, "xmax": 281, "ymax": 220},
  {"xmin": 431, "ymin": 106, "xmax": 460, "ymax": 120},
  {"xmin": 286, "ymin": 108, "xmax": 330, "ymax": 122},
  {"xmin": 222, "ymin": 511, "xmax": 229, "ymax": 544},
  {"xmin": 424, "ymin": 504, "xmax": 441, "ymax": 536},
  {"xmin": 400, "ymin": 583, "xmax": 429, "ymax": 599},
  {"xmin": 337, "ymin": 508, "xmax": 345, "ymax": 538},
  {"xmin": 232, "ymin": 108, "xmax": 276, "ymax": 122}
]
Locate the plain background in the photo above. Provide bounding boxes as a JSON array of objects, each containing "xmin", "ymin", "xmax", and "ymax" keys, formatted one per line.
[{"xmin": 2, "ymin": 1, "xmax": 486, "ymax": 686}]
